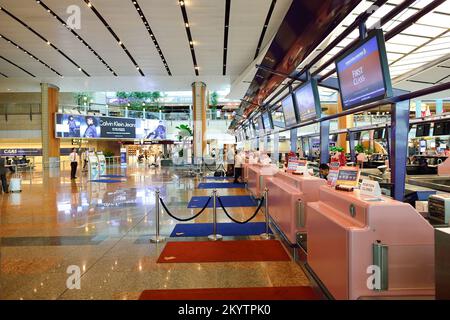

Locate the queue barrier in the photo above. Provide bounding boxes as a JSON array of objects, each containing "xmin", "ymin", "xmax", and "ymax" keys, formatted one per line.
[{"xmin": 151, "ymin": 188, "xmax": 271, "ymax": 242}]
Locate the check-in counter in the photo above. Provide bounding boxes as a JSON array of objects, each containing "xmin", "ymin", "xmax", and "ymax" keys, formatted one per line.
[
  {"xmin": 247, "ymin": 164, "xmax": 279, "ymax": 198},
  {"xmin": 265, "ymin": 172, "xmax": 326, "ymax": 244},
  {"xmin": 307, "ymin": 185, "xmax": 435, "ymax": 299}
]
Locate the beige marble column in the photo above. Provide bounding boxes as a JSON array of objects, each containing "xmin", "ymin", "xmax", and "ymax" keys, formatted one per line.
[
  {"xmin": 41, "ymin": 83, "xmax": 60, "ymax": 168},
  {"xmin": 191, "ymin": 82, "xmax": 207, "ymax": 162}
]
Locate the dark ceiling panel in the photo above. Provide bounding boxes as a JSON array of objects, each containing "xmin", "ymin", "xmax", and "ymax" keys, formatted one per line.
[{"xmin": 242, "ymin": 0, "xmax": 362, "ymax": 116}]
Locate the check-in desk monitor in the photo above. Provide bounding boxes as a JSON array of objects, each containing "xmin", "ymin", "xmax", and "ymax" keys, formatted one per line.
[{"xmin": 307, "ymin": 185, "xmax": 434, "ymax": 299}]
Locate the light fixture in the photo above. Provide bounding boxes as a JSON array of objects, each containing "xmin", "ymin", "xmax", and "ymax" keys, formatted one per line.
[
  {"xmin": 185, "ymin": 22, "xmax": 189, "ymax": 28},
  {"xmin": 180, "ymin": 1, "xmax": 184, "ymax": 6}
]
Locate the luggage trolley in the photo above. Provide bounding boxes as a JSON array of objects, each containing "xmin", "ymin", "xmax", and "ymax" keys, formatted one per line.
[{"xmin": 9, "ymin": 173, "xmax": 22, "ymax": 193}]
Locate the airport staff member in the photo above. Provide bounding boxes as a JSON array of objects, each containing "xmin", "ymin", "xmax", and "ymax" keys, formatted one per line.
[
  {"xmin": 69, "ymin": 148, "xmax": 79, "ymax": 180},
  {"xmin": 319, "ymin": 163, "xmax": 330, "ymax": 180}
]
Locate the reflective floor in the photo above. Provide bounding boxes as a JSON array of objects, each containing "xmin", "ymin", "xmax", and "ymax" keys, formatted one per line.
[{"xmin": 0, "ymin": 165, "xmax": 311, "ymax": 300}]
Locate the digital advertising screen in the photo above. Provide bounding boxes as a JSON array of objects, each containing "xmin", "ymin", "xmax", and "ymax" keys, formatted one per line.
[
  {"xmin": 294, "ymin": 79, "xmax": 321, "ymax": 122},
  {"xmin": 336, "ymin": 29, "xmax": 392, "ymax": 110},
  {"xmin": 55, "ymin": 114, "xmax": 166, "ymax": 140},
  {"xmin": 262, "ymin": 112, "xmax": 273, "ymax": 131},
  {"xmin": 281, "ymin": 94, "xmax": 298, "ymax": 128}
]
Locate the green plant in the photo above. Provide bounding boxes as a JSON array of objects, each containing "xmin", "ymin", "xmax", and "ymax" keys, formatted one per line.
[
  {"xmin": 75, "ymin": 92, "xmax": 93, "ymax": 106},
  {"xmin": 175, "ymin": 124, "xmax": 193, "ymax": 141},
  {"xmin": 355, "ymin": 144, "xmax": 364, "ymax": 153},
  {"xmin": 330, "ymin": 146, "xmax": 344, "ymax": 152},
  {"xmin": 103, "ymin": 150, "xmax": 115, "ymax": 157}
]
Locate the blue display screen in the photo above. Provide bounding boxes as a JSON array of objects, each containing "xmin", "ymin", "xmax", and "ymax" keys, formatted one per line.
[{"xmin": 336, "ymin": 34, "xmax": 390, "ymax": 110}]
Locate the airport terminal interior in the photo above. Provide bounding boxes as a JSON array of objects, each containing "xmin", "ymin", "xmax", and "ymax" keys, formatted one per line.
[{"xmin": 0, "ymin": 0, "xmax": 449, "ymax": 301}]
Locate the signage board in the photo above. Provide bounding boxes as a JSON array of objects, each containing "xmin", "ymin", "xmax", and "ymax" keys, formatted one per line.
[
  {"xmin": 360, "ymin": 179, "xmax": 382, "ymax": 197},
  {"xmin": 336, "ymin": 166, "xmax": 360, "ymax": 187}
]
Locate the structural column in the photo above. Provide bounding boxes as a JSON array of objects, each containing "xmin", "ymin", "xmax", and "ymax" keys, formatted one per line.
[
  {"xmin": 192, "ymin": 82, "xmax": 207, "ymax": 163},
  {"xmin": 337, "ymin": 96, "xmax": 353, "ymax": 152},
  {"xmin": 41, "ymin": 83, "xmax": 60, "ymax": 168}
]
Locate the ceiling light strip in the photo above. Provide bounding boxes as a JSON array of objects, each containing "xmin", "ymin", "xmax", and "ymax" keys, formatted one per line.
[
  {"xmin": 83, "ymin": 0, "xmax": 144, "ymax": 76},
  {"xmin": 254, "ymin": 0, "xmax": 276, "ymax": 59},
  {"xmin": 0, "ymin": 33, "xmax": 63, "ymax": 76},
  {"xmin": 0, "ymin": 55, "xmax": 35, "ymax": 77},
  {"xmin": 179, "ymin": 0, "xmax": 199, "ymax": 76},
  {"xmin": 222, "ymin": 0, "xmax": 231, "ymax": 75},
  {"xmin": 0, "ymin": 6, "xmax": 89, "ymax": 76},
  {"xmin": 36, "ymin": 0, "xmax": 117, "ymax": 76},
  {"xmin": 130, "ymin": 0, "xmax": 172, "ymax": 75}
]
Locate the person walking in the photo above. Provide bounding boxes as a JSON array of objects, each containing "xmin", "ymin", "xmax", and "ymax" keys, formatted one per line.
[
  {"xmin": 0, "ymin": 158, "xmax": 9, "ymax": 194},
  {"xmin": 69, "ymin": 148, "xmax": 79, "ymax": 180}
]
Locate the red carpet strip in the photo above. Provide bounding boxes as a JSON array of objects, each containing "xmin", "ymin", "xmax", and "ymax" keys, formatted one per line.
[
  {"xmin": 157, "ymin": 240, "xmax": 290, "ymax": 263},
  {"xmin": 139, "ymin": 286, "xmax": 320, "ymax": 300}
]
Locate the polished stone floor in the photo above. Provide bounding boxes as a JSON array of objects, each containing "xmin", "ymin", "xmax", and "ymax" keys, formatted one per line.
[{"xmin": 0, "ymin": 164, "xmax": 311, "ymax": 300}]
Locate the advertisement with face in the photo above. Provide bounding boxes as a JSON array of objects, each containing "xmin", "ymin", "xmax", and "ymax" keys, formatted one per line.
[
  {"xmin": 136, "ymin": 119, "xmax": 167, "ymax": 140},
  {"xmin": 56, "ymin": 114, "xmax": 167, "ymax": 140}
]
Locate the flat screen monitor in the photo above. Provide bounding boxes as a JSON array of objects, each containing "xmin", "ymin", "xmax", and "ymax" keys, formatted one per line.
[
  {"xmin": 293, "ymin": 79, "xmax": 321, "ymax": 122},
  {"xmin": 262, "ymin": 112, "xmax": 274, "ymax": 131},
  {"xmin": 416, "ymin": 124, "xmax": 431, "ymax": 137},
  {"xmin": 433, "ymin": 121, "xmax": 450, "ymax": 136},
  {"xmin": 281, "ymin": 94, "xmax": 298, "ymax": 128},
  {"xmin": 335, "ymin": 29, "xmax": 392, "ymax": 110},
  {"xmin": 373, "ymin": 128, "xmax": 385, "ymax": 140},
  {"xmin": 257, "ymin": 117, "xmax": 264, "ymax": 133}
]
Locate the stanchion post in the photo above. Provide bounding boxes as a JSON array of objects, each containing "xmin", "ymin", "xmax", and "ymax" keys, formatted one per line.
[
  {"xmin": 150, "ymin": 189, "xmax": 166, "ymax": 243},
  {"xmin": 208, "ymin": 189, "xmax": 223, "ymax": 241},
  {"xmin": 260, "ymin": 187, "xmax": 274, "ymax": 240}
]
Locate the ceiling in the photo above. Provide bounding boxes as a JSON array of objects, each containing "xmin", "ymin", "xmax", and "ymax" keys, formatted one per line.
[{"xmin": 0, "ymin": 0, "xmax": 292, "ymax": 92}]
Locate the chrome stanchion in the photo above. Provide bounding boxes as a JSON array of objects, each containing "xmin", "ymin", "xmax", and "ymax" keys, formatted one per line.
[
  {"xmin": 208, "ymin": 189, "xmax": 223, "ymax": 241},
  {"xmin": 150, "ymin": 189, "xmax": 166, "ymax": 243},
  {"xmin": 260, "ymin": 187, "xmax": 274, "ymax": 240}
]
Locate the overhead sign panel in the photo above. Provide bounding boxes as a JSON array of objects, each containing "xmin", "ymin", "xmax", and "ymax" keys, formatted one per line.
[{"xmin": 336, "ymin": 30, "xmax": 392, "ymax": 110}]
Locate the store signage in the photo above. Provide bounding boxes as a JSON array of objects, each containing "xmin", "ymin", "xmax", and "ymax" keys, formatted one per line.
[
  {"xmin": 0, "ymin": 148, "xmax": 75, "ymax": 156},
  {"xmin": 55, "ymin": 114, "xmax": 166, "ymax": 140},
  {"xmin": 360, "ymin": 179, "xmax": 382, "ymax": 197}
]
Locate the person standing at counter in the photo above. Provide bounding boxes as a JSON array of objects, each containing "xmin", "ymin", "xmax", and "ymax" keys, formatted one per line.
[
  {"xmin": 0, "ymin": 158, "xmax": 9, "ymax": 193},
  {"xmin": 69, "ymin": 148, "xmax": 79, "ymax": 180},
  {"xmin": 319, "ymin": 163, "xmax": 329, "ymax": 180}
]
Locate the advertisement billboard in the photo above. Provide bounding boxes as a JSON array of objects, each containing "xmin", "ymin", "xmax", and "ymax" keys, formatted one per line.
[
  {"xmin": 335, "ymin": 29, "xmax": 392, "ymax": 110},
  {"xmin": 55, "ymin": 114, "xmax": 166, "ymax": 140}
]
